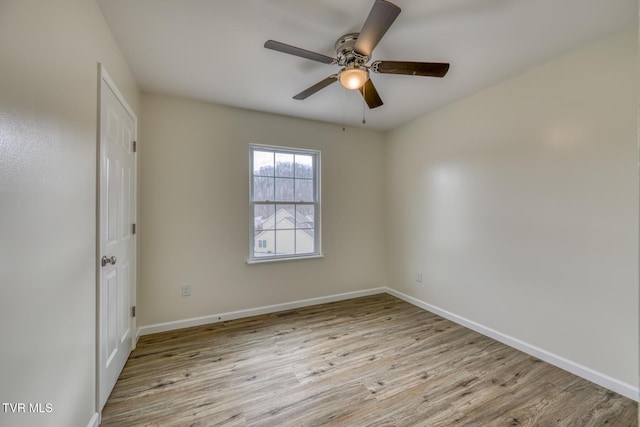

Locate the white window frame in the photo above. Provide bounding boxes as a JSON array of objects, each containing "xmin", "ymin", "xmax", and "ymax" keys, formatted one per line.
[{"xmin": 248, "ymin": 144, "xmax": 322, "ymax": 263}]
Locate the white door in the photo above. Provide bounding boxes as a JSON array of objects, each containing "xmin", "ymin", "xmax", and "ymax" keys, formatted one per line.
[{"xmin": 98, "ymin": 65, "xmax": 137, "ymax": 411}]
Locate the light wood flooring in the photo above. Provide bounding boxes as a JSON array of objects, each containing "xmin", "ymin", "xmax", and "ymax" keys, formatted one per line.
[{"xmin": 101, "ymin": 294, "xmax": 638, "ymax": 426}]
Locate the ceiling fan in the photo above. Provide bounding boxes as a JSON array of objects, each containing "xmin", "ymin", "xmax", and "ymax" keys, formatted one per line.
[{"xmin": 264, "ymin": 0, "xmax": 450, "ymax": 109}]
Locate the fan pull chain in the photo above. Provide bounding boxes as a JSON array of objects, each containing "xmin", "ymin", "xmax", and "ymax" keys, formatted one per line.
[
  {"xmin": 342, "ymin": 86, "xmax": 347, "ymax": 131},
  {"xmin": 362, "ymin": 83, "xmax": 366, "ymax": 124}
]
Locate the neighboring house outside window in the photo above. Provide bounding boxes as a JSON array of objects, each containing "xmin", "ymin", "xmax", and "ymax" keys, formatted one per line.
[{"xmin": 249, "ymin": 144, "xmax": 321, "ymax": 262}]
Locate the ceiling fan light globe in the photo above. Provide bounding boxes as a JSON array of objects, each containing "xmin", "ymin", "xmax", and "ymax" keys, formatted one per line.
[{"xmin": 339, "ymin": 68, "xmax": 368, "ymax": 90}]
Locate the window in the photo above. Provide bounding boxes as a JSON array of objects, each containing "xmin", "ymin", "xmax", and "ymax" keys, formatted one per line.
[{"xmin": 249, "ymin": 144, "xmax": 321, "ymax": 262}]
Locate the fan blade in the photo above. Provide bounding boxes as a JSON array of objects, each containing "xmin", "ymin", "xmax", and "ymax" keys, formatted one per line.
[
  {"xmin": 358, "ymin": 78, "xmax": 383, "ymax": 109},
  {"xmin": 353, "ymin": 0, "xmax": 401, "ymax": 57},
  {"xmin": 264, "ymin": 40, "xmax": 336, "ymax": 64},
  {"xmin": 372, "ymin": 61, "xmax": 450, "ymax": 77},
  {"xmin": 293, "ymin": 75, "xmax": 338, "ymax": 100}
]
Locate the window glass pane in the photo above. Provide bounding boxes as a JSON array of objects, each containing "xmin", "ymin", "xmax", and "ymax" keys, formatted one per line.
[
  {"xmin": 253, "ymin": 151, "xmax": 274, "ymax": 176},
  {"xmin": 275, "ymin": 229, "xmax": 295, "ymax": 255},
  {"xmin": 295, "ymin": 178, "xmax": 314, "ymax": 202},
  {"xmin": 274, "ymin": 205, "xmax": 295, "ymax": 229},
  {"xmin": 254, "ymin": 204, "xmax": 275, "ymax": 231},
  {"xmin": 275, "ymin": 177, "xmax": 294, "ymax": 201},
  {"xmin": 253, "ymin": 176, "xmax": 274, "ymax": 201},
  {"xmin": 295, "ymin": 154, "xmax": 313, "ymax": 179},
  {"xmin": 275, "ymin": 153, "xmax": 294, "ymax": 177},
  {"xmin": 295, "ymin": 229, "xmax": 314, "ymax": 254},
  {"xmin": 296, "ymin": 206, "xmax": 314, "ymax": 229},
  {"xmin": 254, "ymin": 230, "xmax": 274, "ymax": 257}
]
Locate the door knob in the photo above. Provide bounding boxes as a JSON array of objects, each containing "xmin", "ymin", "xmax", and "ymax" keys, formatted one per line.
[{"xmin": 101, "ymin": 256, "xmax": 117, "ymax": 267}]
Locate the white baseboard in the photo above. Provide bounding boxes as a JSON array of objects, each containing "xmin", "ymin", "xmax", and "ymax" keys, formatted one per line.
[
  {"xmin": 86, "ymin": 412, "xmax": 100, "ymax": 427},
  {"xmin": 138, "ymin": 287, "xmax": 387, "ymax": 336},
  {"xmin": 386, "ymin": 288, "xmax": 640, "ymax": 402}
]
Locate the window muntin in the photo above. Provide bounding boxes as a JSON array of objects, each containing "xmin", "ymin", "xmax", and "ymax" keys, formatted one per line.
[{"xmin": 250, "ymin": 145, "xmax": 320, "ymax": 261}]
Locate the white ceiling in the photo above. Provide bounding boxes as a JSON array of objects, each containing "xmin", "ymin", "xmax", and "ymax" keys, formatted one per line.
[{"xmin": 97, "ymin": 0, "xmax": 637, "ymax": 131}]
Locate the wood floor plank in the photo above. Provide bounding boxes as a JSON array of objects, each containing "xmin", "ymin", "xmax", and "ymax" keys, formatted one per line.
[{"xmin": 101, "ymin": 294, "xmax": 637, "ymax": 426}]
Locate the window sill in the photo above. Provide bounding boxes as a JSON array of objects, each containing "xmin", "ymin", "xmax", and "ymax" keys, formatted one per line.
[{"xmin": 246, "ymin": 254, "xmax": 324, "ymax": 265}]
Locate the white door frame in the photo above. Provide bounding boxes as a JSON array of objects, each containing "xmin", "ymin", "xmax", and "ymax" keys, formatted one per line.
[{"xmin": 96, "ymin": 63, "xmax": 138, "ymax": 412}]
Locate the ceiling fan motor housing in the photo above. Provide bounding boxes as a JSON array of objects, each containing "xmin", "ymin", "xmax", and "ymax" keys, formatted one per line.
[{"xmin": 335, "ymin": 33, "xmax": 369, "ymax": 67}]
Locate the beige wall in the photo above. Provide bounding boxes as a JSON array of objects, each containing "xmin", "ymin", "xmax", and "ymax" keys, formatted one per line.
[
  {"xmin": 0, "ymin": 0, "xmax": 140, "ymax": 426},
  {"xmin": 386, "ymin": 30, "xmax": 638, "ymax": 389},
  {"xmin": 138, "ymin": 94, "xmax": 387, "ymax": 326}
]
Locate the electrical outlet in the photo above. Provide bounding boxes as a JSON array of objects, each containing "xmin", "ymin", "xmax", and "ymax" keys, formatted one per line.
[
  {"xmin": 416, "ymin": 272, "xmax": 423, "ymax": 283},
  {"xmin": 181, "ymin": 283, "xmax": 191, "ymax": 297}
]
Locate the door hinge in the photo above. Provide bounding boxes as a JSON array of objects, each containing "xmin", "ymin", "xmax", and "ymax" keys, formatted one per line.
[
  {"xmin": 132, "ymin": 140, "xmax": 137, "ymax": 153},
  {"xmin": 131, "ymin": 306, "xmax": 136, "ymax": 317},
  {"xmin": 132, "ymin": 223, "xmax": 136, "ymax": 235}
]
